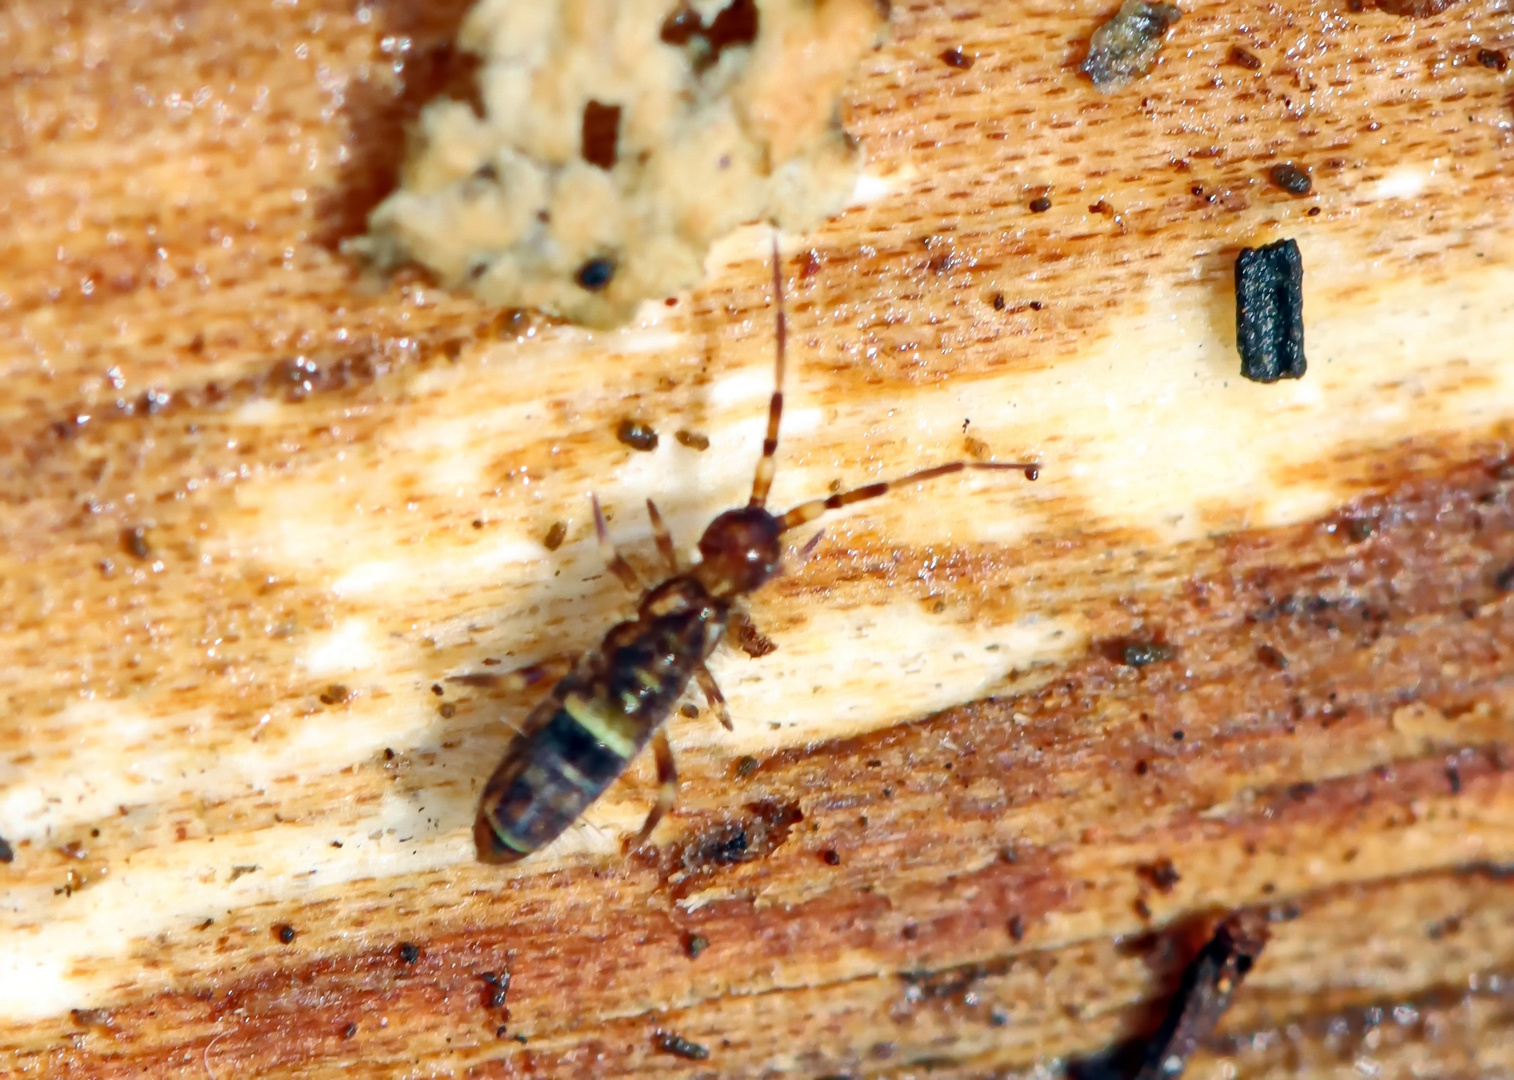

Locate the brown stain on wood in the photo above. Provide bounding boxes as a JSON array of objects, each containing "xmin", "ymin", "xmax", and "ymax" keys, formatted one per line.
[{"xmin": 1, "ymin": 0, "xmax": 1513, "ymax": 1075}]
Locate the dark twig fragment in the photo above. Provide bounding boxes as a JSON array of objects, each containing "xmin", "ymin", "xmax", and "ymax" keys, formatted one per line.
[{"xmin": 1235, "ymin": 239, "xmax": 1306, "ymax": 383}]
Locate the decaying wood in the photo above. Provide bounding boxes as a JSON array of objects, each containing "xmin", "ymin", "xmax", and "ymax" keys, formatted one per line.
[{"xmin": 1, "ymin": 0, "xmax": 1513, "ymax": 1076}]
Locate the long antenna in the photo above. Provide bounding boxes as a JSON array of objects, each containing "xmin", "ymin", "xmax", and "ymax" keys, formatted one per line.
[
  {"xmin": 748, "ymin": 233, "xmax": 786, "ymax": 509},
  {"xmin": 778, "ymin": 460, "xmax": 1038, "ymax": 533}
]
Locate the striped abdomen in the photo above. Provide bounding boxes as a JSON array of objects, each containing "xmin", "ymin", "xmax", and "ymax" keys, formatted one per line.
[{"xmin": 475, "ymin": 598, "xmax": 724, "ymax": 862}]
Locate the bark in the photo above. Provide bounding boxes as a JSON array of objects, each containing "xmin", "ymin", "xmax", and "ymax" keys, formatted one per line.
[{"xmin": 1, "ymin": 0, "xmax": 1513, "ymax": 1076}]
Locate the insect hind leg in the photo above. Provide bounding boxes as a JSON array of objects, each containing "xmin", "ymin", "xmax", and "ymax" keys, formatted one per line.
[
  {"xmin": 626, "ymin": 728, "xmax": 678, "ymax": 852},
  {"xmin": 694, "ymin": 663, "xmax": 734, "ymax": 731},
  {"xmin": 448, "ymin": 654, "xmax": 575, "ymax": 693}
]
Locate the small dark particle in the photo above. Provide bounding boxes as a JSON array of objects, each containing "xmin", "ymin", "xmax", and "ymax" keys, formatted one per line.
[
  {"xmin": 1172, "ymin": 730, "xmax": 1185, "ymax": 741},
  {"xmin": 581, "ymin": 100, "xmax": 622, "ymax": 169},
  {"xmin": 1229, "ymin": 45, "xmax": 1263, "ymax": 69},
  {"xmin": 330, "ymin": 840, "xmax": 343, "ymax": 848},
  {"xmin": 800, "ymin": 249, "xmax": 822, "ymax": 278},
  {"xmin": 989, "ymin": 1006, "xmax": 1011, "ymax": 1026},
  {"xmin": 1139, "ymin": 856, "xmax": 1182, "ymax": 893},
  {"xmin": 1029, "ymin": 300, "xmax": 1044, "ymax": 311},
  {"xmin": 431, "ymin": 684, "xmax": 444, "ymax": 697},
  {"xmin": 59, "ymin": 840, "xmax": 87, "ymax": 860},
  {"xmin": 822, "ymin": 848, "xmax": 841, "ymax": 865},
  {"xmin": 197, "ymin": 918, "xmax": 214, "ymax": 931},
  {"xmin": 679, "ymin": 703, "xmax": 699, "ymax": 719},
  {"xmin": 685, "ymin": 933, "xmax": 710, "ymax": 958},
  {"xmin": 1235, "ymin": 238, "xmax": 1307, "ymax": 383},
  {"xmin": 992, "ymin": 292, "xmax": 1006, "ymax": 310},
  {"xmin": 229, "ymin": 865, "xmax": 258, "ymax": 882},
  {"xmin": 1268, "ymin": 162, "xmax": 1312, "ymax": 196},
  {"xmin": 122, "ymin": 526, "xmax": 152, "ymax": 560},
  {"xmin": 1256, "ymin": 644, "xmax": 1290, "ymax": 670},
  {"xmin": 1375, "ymin": 0, "xmax": 1458, "ymax": 15},
  {"xmin": 1135, "ymin": 760, "xmax": 1150, "ymax": 775},
  {"xmin": 496, "ymin": 1025, "xmax": 509, "ymax": 1039},
  {"xmin": 1029, "ymin": 195, "xmax": 1052, "ymax": 213},
  {"xmin": 1477, "ymin": 47, "xmax": 1508, "ymax": 70},
  {"xmin": 276, "ymin": 924, "xmax": 297, "ymax": 944},
  {"xmin": 1495, "ymin": 562, "xmax": 1514, "ymax": 592},
  {"xmin": 342, "ymin": 1022, "xmax": 358, "ymax": 1039},
  {"xmin": 575, "ymin": 257, "xmax": 615, "ymax": 291},
  {"xmin": 542, "ymin": 520, "xmax": 568, "ymax": 551},
  {"xmin": 675, "ymin": 428, "xmax": 710, "ymax": 451},
  {"xmin": 1306, "ymin": 207, "xmax": 1320, "ymax": 216},
  {"xmin": 383, "ymin": 748, "xmax": 396, "ymax": 761},
  {"xmin": 617, "ymin": 419, "xmax": 659, "ymax": 452},
  {"xmin": 1347, "ymin": 516, "xmax": 1375, "ymax": 542},
  {"xmin": 0, "ymin": 835, "xmax": 13, "ymax": 864},
  {"xmin": 1081, "ymin": 0, "xmax": 1183, "ymax": 91},
  {"xmin": 1122, "ymin": 641, "xmax": 1176, "ymax": 667},
  {"xmin": 941, "ymin": 46, "xmax": 974, "ymax": 69},
  {"xmin": 319, "ymin": 683, "xmax": 352, "ymax": 706},
  {"xmin": 399, "ymin": 942, "xmax": 420, "ymax": 964},
  {"xmin": 655, "ymin": 1032, "xmax": 710, "ymax": 1060},
  {"xmin": 438, "ymin": 702, "xmax": 456, "ymax": 719},
  {"xmin": 1132, "ymin": 911, "xmax": 1270, "ymax": 1080},
  {"xmin": 661, "ymin": 0, "xmax": 758, "ymax": 67},
  {"xmin": 1008, "ymin": 914, "xmax": 1026, "ymax": 942},
  {"xmin": 1447, "ymin": 765, "xmax": 1463, "ymax": 794},
  {"xmin": 734, "ymin": 755, "xmax": 759, "ymax": 779}
]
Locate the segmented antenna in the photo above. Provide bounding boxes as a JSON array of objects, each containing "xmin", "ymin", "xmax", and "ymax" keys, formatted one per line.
[
  {"xmin": 778, "ymin": 461, "xmax": 1039, "ymax": 533},
  {"xmin": 748, "ymin": 235, "xmax": 787, "ymax": 510}
]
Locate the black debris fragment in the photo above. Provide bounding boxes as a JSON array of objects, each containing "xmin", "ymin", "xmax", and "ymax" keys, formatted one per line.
[
  {"xmin": 1132, "ymin": 911, "xmax": 1270, "ymax": 1080},
  {"xmin": 0, "ymin": 835, "xmax": 11, "ymax": 863},
  {"xmin": 941, "ymin": 47, "xmax": 974, "ymax": 69},
  {"xmin": 1268, "ymin": 162, "xmax": 1312, "ymax": 195},
  {"xmin": 655, "ymin": 1031, "xmax": 710, "ymax": 1060},
  {"xmin": 617, "ymin": 419, "xmax": 660, "ymax": 451},
  {"xmin": 398, "ymin": 942, "xmax": 420, "ymax": 964},
  {"xmin": 1477, "ymin": 47, "xmax": 1508, "ymax": 70},
  {"xmin": 575, "ymin": 257, "xmax": 615, "ymax": 291},
  {"xmin": 276, "ymin": 923, "xmax": 297, "ymax": 944},
  {"xmin": 1082, "ymin": 0, "xmax": 1183, "ymax": 91},
  {"xmin": 1235, "ymin": 239, "xmax": 1307, "ymax": 383}
]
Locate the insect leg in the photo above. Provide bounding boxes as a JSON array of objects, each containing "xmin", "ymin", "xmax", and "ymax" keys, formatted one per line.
[
  {"xmin": 592, "ymin": 493, "xmax": 643, "ymax": 594},
  {"xmin": 628, "ymin": 728, "xmax": 678, "ymax": 851},
  {"xmin": 645, "ymin": 498, "xmax": 678, "ymax": 573},
  {"xmin": 693, "ymin": 663, "xmax": 734, "ymax": 730},
  {"xmin": 448, "ymin": 654, "xmax": 575, "ymax": 692}
]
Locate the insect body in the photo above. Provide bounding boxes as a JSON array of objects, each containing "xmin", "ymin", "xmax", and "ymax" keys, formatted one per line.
[{"xmin": 462, "ymin": 241, "xmax": 1038, "ymax": 863}]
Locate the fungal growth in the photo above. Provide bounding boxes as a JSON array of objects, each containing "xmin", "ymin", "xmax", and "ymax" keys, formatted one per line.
[
  {"xmin": 454, "ymin": 239, "xmax": 1039, "ymax": 863},
  {"xmin": 1082, "ymin": 0, "xmax": 1182, "ymax": 91},
  {"xmin": 352, "ymin": 0, "xmax": 889, "ymax": 327}
]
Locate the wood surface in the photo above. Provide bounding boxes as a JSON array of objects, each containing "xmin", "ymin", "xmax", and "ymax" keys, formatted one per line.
[{"xmin": 2, "ymin": 0, "xmax": 1513, "ymax": 1076}]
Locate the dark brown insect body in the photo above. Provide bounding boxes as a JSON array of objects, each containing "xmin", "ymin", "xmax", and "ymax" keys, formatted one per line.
[
  {"xmin": 1133, "ymin": 911, "xmax": 1270, "ymax": 1080},
  {"xmin": 464, "ymin": 242, "xmax": 1038, "ymax": 863}
]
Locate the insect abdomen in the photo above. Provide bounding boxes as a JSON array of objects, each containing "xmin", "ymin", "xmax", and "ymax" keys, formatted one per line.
[
  {"xmin": 474, "ymin": 700, "xmax": 637, "ymax": 861},
  {"xmin": 474, "ymin": 604, "xmax": 718, "ymax": 862}
]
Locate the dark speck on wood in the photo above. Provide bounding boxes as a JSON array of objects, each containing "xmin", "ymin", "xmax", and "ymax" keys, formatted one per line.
[{"xmin": 617, "ymin": 419, "xmax": 659, "ymax": 451}]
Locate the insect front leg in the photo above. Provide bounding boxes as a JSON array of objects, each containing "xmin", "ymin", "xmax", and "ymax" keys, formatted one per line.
[{"xmin": 627, "ymin": 728, "xmax": 678, "ymax": 852}]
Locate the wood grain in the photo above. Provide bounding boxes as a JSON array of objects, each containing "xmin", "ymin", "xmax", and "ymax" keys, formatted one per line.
[{"xmin": 1, "ymin": 0, "xmax": 1512, "ymax": 1076}]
